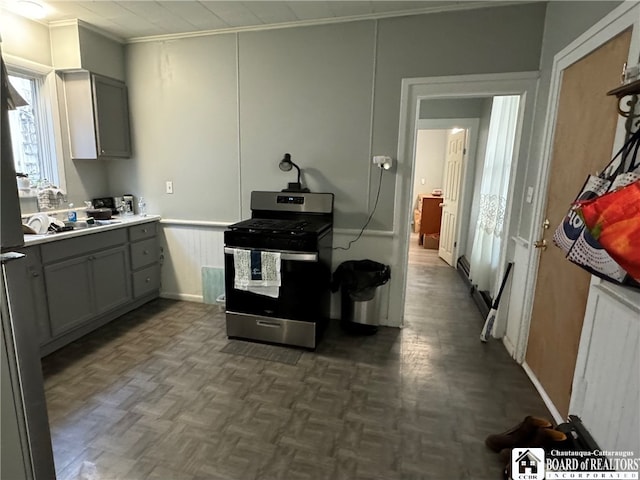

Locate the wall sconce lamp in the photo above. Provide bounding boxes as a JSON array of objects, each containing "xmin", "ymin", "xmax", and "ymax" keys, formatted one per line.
[{"xmin": 278, "ymin": 153, "xmax": 310, "ymax": 192}]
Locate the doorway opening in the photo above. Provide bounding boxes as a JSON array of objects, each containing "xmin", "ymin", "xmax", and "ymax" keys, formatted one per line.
[{"xmin": 404, "ymin": 94, "xmax": 522, "ymax": 330}]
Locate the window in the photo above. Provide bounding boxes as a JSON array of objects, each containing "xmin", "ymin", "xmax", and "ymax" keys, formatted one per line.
[{"xmin": 7, "ymin": 69, "xmax": 59, "ymax": 187}]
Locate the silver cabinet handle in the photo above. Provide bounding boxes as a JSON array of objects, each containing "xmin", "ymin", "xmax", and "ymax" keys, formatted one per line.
[
  {"xmin": 256, "ymin": 320, "xmax": 281, "ymax": 328},
  {"xmin": 223, "ymin": 247, "xmax": 317, "ymax": 262}
]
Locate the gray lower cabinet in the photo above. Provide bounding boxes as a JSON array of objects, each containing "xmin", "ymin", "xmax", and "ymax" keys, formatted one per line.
[
  {"xmin": 129, "ymin": 223, "xmax": 160, "ymax": 298},
  {"xmin": 31, "ymin": 220, "xmax": 160, "ymax": 355},
  {"xmin": 45, "ymin": 245, "xmax": 132, "ymax": 337},
  {"xmin": 92, "ymin": 246, "xmax": 131, "ymax": 315},
  {"xmin": 44, "ymin": 256, "xmax": 95, "ymax": 337},
  {"xmin": 17, "ymin": 247, "xmax": 51, "ymax": 345}
]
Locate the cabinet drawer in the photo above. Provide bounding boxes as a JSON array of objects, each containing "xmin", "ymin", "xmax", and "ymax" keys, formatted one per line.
[
  {"xmin": 130, "ymin": 237, "xmax": 158, "ymax": 270},
  {"xmin": 41, "ymin": 229, "xmax": 127, "ymax": 263},
  {"xmin": 133, "ymin": 265, "xmax": 160, "ymax": 298},
  {"xmin": 129, "ymin": 222, "xmax": 156, "ymax": 242}
]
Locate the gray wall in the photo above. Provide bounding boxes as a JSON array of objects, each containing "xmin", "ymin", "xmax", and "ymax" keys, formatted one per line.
[
  {"xmin": 413, "ymin": 129, "xmax": 447, "ymax": 203},
  {"xmin": 239, "ymin": 22, "xmax": 375, "ymax": 227},
  {"xmin": 0, "ymin": 11, "xmax": 51, "ymax": 66},
  {"xmin": 517, "ymin": 1, "xmax": 622, "ymax": 239},
  {"xmin": 109, "ymin": 3, "xmax": 546, "ymax": 230},
  {"xmin": 419, "ymin": 98, "xmax": 486, "ymax": 119},
  {"xmin": 110, "ymin": 35, "xmax": 240, "ymax": 221}
]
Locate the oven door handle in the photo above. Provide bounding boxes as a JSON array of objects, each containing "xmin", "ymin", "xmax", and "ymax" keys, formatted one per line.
[{"xmin": 224, "ymin": 247, "xmax": 318, "ymax": 262}]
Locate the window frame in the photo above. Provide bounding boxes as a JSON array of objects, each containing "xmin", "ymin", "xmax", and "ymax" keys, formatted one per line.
[{"xmin": 4, "ymin": 53, "xmax": 65, "ymax": 192}]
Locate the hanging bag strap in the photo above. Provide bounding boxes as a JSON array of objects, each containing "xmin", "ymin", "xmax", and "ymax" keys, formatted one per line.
[
  {"xmin": 600, "ymin": 128, "xmax": 640, "ymax": 180},
  {"xmin": 626, "ymin": 130, "xmax": 640, "ymax": 172}
]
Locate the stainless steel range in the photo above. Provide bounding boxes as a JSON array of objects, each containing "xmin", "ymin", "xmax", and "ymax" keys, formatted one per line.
[{"xmin": 223, "ymin": 191, "xmax": 334, "ymax": 349}]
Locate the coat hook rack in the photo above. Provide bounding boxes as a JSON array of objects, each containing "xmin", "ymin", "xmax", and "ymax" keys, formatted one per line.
[{"xmin": 607, "ymin": 77, "xmax": 640, "ymax": 139}]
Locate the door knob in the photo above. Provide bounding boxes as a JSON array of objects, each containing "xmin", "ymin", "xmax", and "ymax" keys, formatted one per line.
[
  {"xmin": 542, "ymin": 219, "xmax": 550, "ymax": 230},
  {"xmin": 534, "ymin": 239, "xmax": 547, "ymax": 251}
]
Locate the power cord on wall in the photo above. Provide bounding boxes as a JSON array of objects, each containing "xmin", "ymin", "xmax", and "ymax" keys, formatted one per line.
[{"xmin": 334, "ymin": 167, "xmax": 385, "ymax": 251}]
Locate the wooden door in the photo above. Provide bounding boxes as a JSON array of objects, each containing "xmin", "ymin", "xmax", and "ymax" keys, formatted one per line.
[
  {"xmin": 526, "ymin": 30, "xmax": 632, "ymax": 417},
  {"xmin": 439, "ymin": 129, "xmax": 465, "ymax": 265}
]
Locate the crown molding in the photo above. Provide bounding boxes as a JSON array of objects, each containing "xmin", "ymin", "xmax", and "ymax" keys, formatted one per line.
[
  {"xmin": 48, "ymin": 18, "xmax": 125, "ymax": 44},
  {"xmin": 127, "ymin": 1, "xmax": 532, "ymax": 44}
]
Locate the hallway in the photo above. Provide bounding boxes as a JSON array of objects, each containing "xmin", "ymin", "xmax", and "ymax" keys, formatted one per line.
[{"xmin": 42, "ymin": 242, "xmax": 550, "ymax": 480}]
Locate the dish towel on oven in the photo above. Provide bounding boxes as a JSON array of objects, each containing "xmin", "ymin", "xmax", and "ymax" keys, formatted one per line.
[{"xmin": 233, "ymin": 249, "xmax": 281, "ymax": 298}]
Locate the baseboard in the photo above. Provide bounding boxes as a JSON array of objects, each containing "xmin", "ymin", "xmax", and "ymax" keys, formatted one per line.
[
  {"xmin": 502, "ymin": 335, "xmax": 517, "ymax": 360},
  {"xmin": 522, "ymin": 362, "xmax": 564, "ymax": 425},
  {"xmin": 160, "ymin": 292, "xmax": 203, "ymax": 303}
]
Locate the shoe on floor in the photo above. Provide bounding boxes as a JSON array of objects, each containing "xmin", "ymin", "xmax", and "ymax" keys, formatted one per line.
[{"xmin": 485, "ymin": 415, "xmax": 553, "ymax": 453}]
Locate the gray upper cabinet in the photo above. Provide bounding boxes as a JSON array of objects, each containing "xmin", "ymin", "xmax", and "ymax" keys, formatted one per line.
[
  {"xmin": 62, "ymin": 71, "xmax": 131, "ymax": 159},
  {"xmin": 92, "ymin": 74, "xmax": 131, "ymax": 158}
]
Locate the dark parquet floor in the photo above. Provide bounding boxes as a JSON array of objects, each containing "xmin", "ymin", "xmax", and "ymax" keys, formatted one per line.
[{"xmin": 42, "ymin": 235, "xmax": 550, "ymax": 479}]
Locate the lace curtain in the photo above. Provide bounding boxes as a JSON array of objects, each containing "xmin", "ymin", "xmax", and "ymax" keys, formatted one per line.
[{"xmin": 469, "ymin": 95, "xmax": 520, "ymax": 295}]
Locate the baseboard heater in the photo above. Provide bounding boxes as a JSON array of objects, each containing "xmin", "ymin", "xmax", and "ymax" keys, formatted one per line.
[
  {"xmin": 456, "ymin": 255, "xmax": 471, "ymax": 287},
  {"xmin": 456, "ymin": 255, "xmax": 491, "ymax": 320}
]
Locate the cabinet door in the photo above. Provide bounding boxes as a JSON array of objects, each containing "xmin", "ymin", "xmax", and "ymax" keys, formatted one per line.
[
  {"xmin": 25, "ymin": 258, "xmax": 51, "ymax": 346},
  {"xmin": 92, "ymin": 74, "xmax": 131, "ymax": 158},
  {"xmin": 16, "ymin": 247, "xmax": 51, "ymax": 346},
  {"xmin": 132, "ymin": 264, "xmax": 160, "ymax": 298},
  {"xmin": 91, "ymin": 245, "xmax": 132, "ymax": 316},
  {"xmin": 44, "ymin": 257, "xmax": 94, "ymax": 337}
]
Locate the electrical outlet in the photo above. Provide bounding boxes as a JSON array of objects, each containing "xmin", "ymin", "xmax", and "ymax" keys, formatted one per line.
[
  {"xmin": 166, "ymin": 181, "xmax": 174, "ymax": 194},
  {"xmin": 372, "ymin": 155, "xmax": 393, "ymax": 170}
]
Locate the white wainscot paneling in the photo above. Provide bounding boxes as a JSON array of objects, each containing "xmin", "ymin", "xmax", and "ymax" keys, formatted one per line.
[
  {"xmin": 160, "ymin": 222, "xmax": 227, "ymax": 302},
  {"xmin": 331, "ymin": 229, "xmax": 395, "ymax": 326},
  {"xmin": 570, "ymin": 282, "xmax": 640, "ymax": 453},
  {"xmin": 158, "ymin": 224, "xmax": 397, "ymax": 327}
]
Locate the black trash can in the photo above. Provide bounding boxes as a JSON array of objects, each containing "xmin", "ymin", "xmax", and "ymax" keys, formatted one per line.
[{"xmin": 331, "ymin": 260, "xmax": 391, "ymax": 334}]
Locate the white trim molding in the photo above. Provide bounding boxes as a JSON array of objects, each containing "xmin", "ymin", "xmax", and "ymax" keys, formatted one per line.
[
  {"xmin": 160, "ymin": 218, "xmax": 233, "ymax": 228},
  {"xmin": 392, "ymin": 71, "xmax": 539, "ymax": 331},
  {"xmin": 126, "ymin": 1, "xmax": 532, "ymax": 44},
  {"xmin": 523, "ymin": 362, "xmax": 564, "ymax": 424},
  {"xmin": 519, "ymin": 1, "xmax": 640, "ymax": 381}
]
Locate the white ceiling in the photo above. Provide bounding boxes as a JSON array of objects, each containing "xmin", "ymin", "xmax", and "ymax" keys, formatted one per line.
[{"xmin": 5, "ymin": 1, "xmax": 521, "ymax": 42}]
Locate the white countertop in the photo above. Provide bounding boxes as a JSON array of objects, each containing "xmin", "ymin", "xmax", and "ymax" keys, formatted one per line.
[{"xmin": 23, "ymin": 215, "xmax": 161, "ymax": 247}]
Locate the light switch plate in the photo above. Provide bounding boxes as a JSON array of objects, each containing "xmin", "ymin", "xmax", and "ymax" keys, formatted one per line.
[
  {"xmin": 526, "ymin": 186, "xmax": 534, "ymax": 203},
  {"xmin": 166, "ymin": 181, "xmax": 174, "ymax": 194}
]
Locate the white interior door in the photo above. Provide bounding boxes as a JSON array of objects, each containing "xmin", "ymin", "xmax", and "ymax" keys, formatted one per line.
[{"xmin": 438, "ymin": 129, "xmax": 465, "ymax": 265}]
